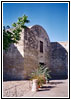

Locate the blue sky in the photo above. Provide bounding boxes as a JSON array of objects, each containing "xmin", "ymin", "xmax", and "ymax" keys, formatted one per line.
[{"xmin": 3, "ymin": 3, "xmax": 68, "ymax": 42}]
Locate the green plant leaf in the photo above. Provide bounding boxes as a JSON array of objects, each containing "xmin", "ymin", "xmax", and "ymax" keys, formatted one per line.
[{"xmin": 12, "ymin": 23, "xmax": 16, "ymax": 27}]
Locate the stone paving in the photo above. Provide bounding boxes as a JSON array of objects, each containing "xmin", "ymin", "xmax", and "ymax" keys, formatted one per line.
[
  {"xmin": 3, "ymin": 80, "xmax": 32, "ymax": 97},
  {"xmin": 3, "ymin": 79, "xmax": 68, "ymax": 98}
]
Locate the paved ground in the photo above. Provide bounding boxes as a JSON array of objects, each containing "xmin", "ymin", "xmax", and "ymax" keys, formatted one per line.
[
  {"xmin": 3, "ymin": 79, "xmax": 68, "ymax": 98},
  {"xmin": 23, "ymin": 79, "xmax": 68, "ymax": 97},
  {"xmin": 3, "ymin": 80, "xmax": 32, "ymax": 97}
]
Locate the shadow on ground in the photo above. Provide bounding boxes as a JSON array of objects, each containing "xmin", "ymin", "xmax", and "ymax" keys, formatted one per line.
[
  {"xmin": 49, "ymin": 81, "xmax": 63, "ymax": 85},
  {"xmin": 38, "ymin": 81, "xmax": 64, "ymax": 92},
  {"xmin": 38, "ymin": 85, "xmax": 56, "ymax": 91}
]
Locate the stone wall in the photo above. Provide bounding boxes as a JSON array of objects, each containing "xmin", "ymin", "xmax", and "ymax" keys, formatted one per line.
[
  {"xmin": 3, "ymin": 25, "xmax": 68, "ymax": 80},
  {"xmin": 24, "ymin": 25, "xmax": 50, "ymax": 79},
  {"xmin": 3, "ymin": 30, "xmax": 25, "ymax": 80},
  {"xmin": 24, "ymin": 27, "xmax": 38, "ymax": 79},
  {"xmin": 50, "ymin": 41, "xmax": 68, "ymax": 79},
  {"xmin": 3, "ymin": 25, "xmax": 51, "ymax": 80},
  {"xmin": 31, "ymin": 25, "xmax": 51, "ymax": 67}
]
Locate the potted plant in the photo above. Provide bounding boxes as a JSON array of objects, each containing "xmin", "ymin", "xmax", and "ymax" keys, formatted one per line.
[
  {"xmin": 37, "ymin": 75, "xmax": 45, "ymax": 87},
  {"xmin": 30, "ymin": 64, "xmax": 51, "ymax": 90},
  {"xmin": 43, "ymin": 67, "xmax": 51, "ymax": 83}
]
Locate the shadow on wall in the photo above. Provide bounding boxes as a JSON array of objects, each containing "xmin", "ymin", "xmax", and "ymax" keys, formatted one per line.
[
  {"xmin": 3, "ymin": 44, "xmax": 24, "ymax": 81},
  {"xmin": 50, "ymin": 42, "xmax": 68, "ymax": 79}
]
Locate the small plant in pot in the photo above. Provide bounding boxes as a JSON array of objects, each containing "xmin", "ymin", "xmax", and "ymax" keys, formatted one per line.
[
  {"xmin": 30, "ymin": 64, "xmax": 51, "ymax": 90},
  {"xmin": 43, "ymin": 67, "xmax": 51, "ymax": 83},
  {"xmin": 37, "ymin": 75, "xmax": 45, "ymax": 88},
  {"xmin": 30, "ymin": 68, "xmax": 45, "ymax": 89},
  {"xmin": 39, "ymin": 64, "xmax": 51, "ymax": 83}
]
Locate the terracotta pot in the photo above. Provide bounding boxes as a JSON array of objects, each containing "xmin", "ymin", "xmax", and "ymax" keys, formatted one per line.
[{"xmin": 37, "ymin": 85, "xmax": 40, "ymax": 88}]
